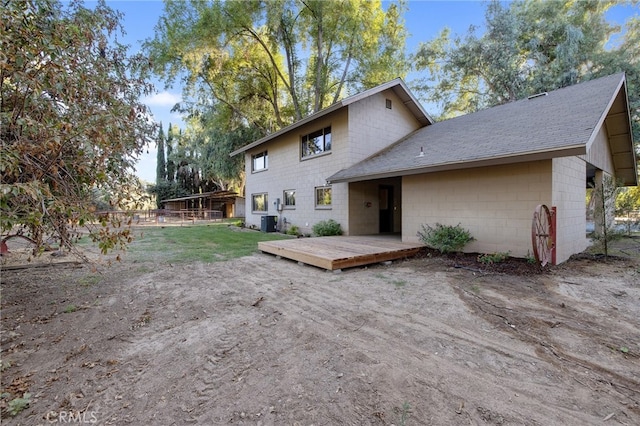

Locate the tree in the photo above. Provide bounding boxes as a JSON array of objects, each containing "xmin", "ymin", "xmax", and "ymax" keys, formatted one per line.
[
  {"xmin": 156, "ymin": 123, "xmax": 166, "ymax": 185},
  {"xmin": 413, "ymin": 0, "xmax": 640, "ymax": 140},
  {"xmin": 413, "ymin": 1, "xmax": 525, "ymax": 116},
  {"xmin": 592, "ymin": 12, "xmax": 640, "ymax": 142},
  {"xmin": 616, "ymin": 187, "xmax": 640, "ymax": 235},
  {"xmin": 197, "ymin": 113, "xmax": 263, "ymax": 193},
  {"xmin": 144, "ymin": 0, "xmax": 409, "ymax": 133},
  {"xmin": 155, "ymin": 122, "xmax": 166, "ymax": 208},
  {"xmin": 590, "ymin": 174, "xmax": 622, "ymax": 259},
  {"xmin": 0, "ymin": 0, "xmax": 155, "ymax": 255},
  {"xmin": 144, "ymin": 0, "xmax": 410, "ymax": 196},
  {"xmin": 166, "ymin": 123, "xmax": 176, "ymax": 183}
]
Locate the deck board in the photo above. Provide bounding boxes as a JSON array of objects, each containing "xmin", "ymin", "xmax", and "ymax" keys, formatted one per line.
[{"xmin": 258, "ymin": 236, "xmax": 423, "ymax": 270}]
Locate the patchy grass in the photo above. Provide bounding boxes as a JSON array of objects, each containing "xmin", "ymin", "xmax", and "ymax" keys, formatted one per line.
[
  {"xmin": 125, "ymin": 223, "xmax": 290, "ymax": 264},
  {"xmin": 585, "ymin": 234, "xmax": 640, "ymax": 259}
]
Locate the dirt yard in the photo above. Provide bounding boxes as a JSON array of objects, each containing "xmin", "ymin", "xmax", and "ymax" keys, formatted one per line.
[{"xmin": 1, "ymin": 240, "xmax": 639, "ymax": 425}]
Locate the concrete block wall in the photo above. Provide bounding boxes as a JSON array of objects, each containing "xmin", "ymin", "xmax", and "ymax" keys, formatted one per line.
[
  {"xmin": 347, "ymin": 90, "xmax": 422, "ymax": 164},
  {"xmin": 348, "ymin": 178, "xmax": 402, "ymax": 235},
  {"xmin": 402, "ymin": 161, "xmax": 553, "ymax": 258},
  {"xmin": 552, "ymin": 156, "xmax": 589, "ymax": 263},
  {"xmin": 243, "ymin": 110, "xmax": 350, "ymax": 235},
  {"xmin": 243, "ymin": 88, "xmax": 424, "ymax": 236}
]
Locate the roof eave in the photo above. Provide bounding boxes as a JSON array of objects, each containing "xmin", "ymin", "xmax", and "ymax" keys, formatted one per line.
[
  {"xmin": 584, "ymin": 74, "xmax": 637, "ymax": 186},
  {"xmin": 229, "ymin": 102, "xmax": 345, "ymax": 157},
  {"xmin": 229, "ymin": 78, "xmax": 432, "ymax": 157},
  {"xmin": 328, "ymin": 145, "xmax": 587, "ymax": 183}
]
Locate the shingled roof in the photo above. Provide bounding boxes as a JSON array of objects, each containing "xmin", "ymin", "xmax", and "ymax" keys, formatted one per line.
[
  {"xmin": 328, "ymin": 73, "xmax": 637, "ymax": 186},
  {"xmin": 230, "ymin": 78, "xmax": 433, "ymax": 157}
]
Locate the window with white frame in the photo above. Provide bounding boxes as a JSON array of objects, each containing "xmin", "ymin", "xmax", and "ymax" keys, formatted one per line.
[
  {"xmin": 301, "ymin": 126, "xmax": 332, "ymax": 159},
  {"xmin": 252, "ymin": 193, "xmax": 268, "ymax": 212},
  {"xmin": 283, "ymin": 189, "xmax": 295, "ymax": 208},
  {"xmin": 251, "ymin": 151, "xmax": 268, "ymax": 172},
  {"xmin": 315, "ymin": 186, "xmax": 332, "ymax": 208}
]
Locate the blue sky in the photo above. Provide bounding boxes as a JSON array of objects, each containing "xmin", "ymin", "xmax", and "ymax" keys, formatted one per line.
[{"xmin": 95, "ymin": 0, "xmax": 637, "ymax": 183}]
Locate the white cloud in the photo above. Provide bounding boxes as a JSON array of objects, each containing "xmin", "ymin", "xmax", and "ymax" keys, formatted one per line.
[{"xmin": 144, "ymin": 91, "xmax": 181, "ymax": 107}]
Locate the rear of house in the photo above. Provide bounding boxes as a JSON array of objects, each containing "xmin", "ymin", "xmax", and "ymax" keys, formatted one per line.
[
  {"xmin": 231, "ymin": 79, "xmax": 432, "ymax": 236},
  {"xmin": 329, "ymin": 73, "xmax": 636, "ymax": 264},
  {"xmin": 234, "ymin": 73, "xmax": 636, "ymax": 264}
]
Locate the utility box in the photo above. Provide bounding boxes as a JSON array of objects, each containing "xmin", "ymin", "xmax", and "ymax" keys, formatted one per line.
[{"xmin": 261, "ymin": 215, "xmax": 277, "ymax": 233}]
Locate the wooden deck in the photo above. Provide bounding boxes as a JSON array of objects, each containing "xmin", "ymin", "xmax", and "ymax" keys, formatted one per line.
[{"xmin": 258, "ymin": 235, "xmax": 423, "ymax": 271}]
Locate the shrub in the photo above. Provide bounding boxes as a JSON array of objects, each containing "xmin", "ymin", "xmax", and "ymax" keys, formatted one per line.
[
  {"xmin": 286, "ymin": 225, "xmax": 300, "ymax": 236},
  {"xmin": 417, "ymin": 223, "xmax": 474, "ymax": 254},
  {"xmin": 477, "ymin": 251, "xmax": 510, "ymax": 264},
  {"xmin": 312, "ymin": 219, "xmax": 343, "ymax": 236},
  {"xmin": 7, "ymin": 392, "xmax": 31, "ymax": 416}
]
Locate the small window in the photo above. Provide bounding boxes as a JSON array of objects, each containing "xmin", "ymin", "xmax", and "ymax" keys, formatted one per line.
[
  {"xmin": 252, "ymin": 151, "xmax": 268, "ymax": 172},
  {"xmin": 283, "ymin": 190, "xmax": 296, "ymax": 208},
  {"xmin": 252, "ymin": 193, "xmax": 268, "ymax": 212},
  {"xmin": 315, "ymin": 186, "xmax": 332, "ymax": 208},
  {"xmin": 386, "ymin": 99, "xmax": 392, "ymax": 109},
  {"xmin": 301, "ymin": 126, "xmax": 331, "ymax": 159}
]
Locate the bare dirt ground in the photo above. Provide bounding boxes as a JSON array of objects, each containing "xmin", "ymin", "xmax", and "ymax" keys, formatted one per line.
[{"xmin": 1, "ymin": 239, "xmax": 639, "ymax": 425}]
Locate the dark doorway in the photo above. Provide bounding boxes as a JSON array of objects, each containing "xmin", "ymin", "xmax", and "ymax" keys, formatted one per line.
[{"xmin": 379, "ymin": 185, "xmax": 394, "ymax": 233}]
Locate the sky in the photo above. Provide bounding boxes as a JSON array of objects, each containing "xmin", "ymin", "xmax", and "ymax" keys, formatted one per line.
[{"xmin": 96, "ymin": 0, "xmax": 638, "ymax": 183}]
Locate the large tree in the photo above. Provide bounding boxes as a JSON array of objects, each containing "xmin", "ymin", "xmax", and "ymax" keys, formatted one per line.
[
  {"xmin": 0, "ymin": 0, "xmax": 155, "ymax": 255},
  {"xmin": 145, "ymin": 0, "xmax": 409, "ymax": 133},
  {"xmin": 145, "ymin": 0, "xmax": 409, "ymax": 196},
  {"xmin": 413, "ymin": 0, "xmax": 640, "ymax": 142}
]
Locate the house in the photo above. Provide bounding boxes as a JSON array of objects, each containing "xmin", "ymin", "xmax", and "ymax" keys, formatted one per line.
[
  {"xmin": 231, "ymin": 79, "xmax": 431, "ymax": 232},
  {"xmin": 231, "ymin": 73, "xmax": 637, "ymax": 264}
]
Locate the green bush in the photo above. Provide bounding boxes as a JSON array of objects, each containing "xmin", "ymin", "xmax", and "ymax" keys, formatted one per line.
[
  {"xmin": 7, "ymin": 392, "xmax": 31, "ymax": 416},
  {"xmin": 417, "ymin": 223, "xmax": 474, "ymax": 254},
  {"xmin": 286, "ymin": 225, "xmax": 300, "ymax": 236},
  {"xmin": 312, "ymin": 219, "xmax": 343, "ymax": 236},
  {"xmin": 477, "ymin": 251, "xmax": 510, "ymax": 264}
]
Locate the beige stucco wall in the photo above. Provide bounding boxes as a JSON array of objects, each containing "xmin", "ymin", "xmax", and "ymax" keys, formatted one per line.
[
  {"xmin": 402, "ymin": 161, "xmax": 553, "ymax": 258},
  {"xmin": 552, "ymin": 156, "xmax": 589, "ymax": 263}
]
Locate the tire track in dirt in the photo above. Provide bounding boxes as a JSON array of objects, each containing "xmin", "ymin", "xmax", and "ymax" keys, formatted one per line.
[
  {"xmin": 451, "ymin": 267, "xmax": 640, "ymax": 423},
  {"xmin": 3, "ymin": 254, "xmax": 639, "ymax": 425},
  {"xmin": 233, "ymin": 258, "xmax": 618, "ymax": 424}
]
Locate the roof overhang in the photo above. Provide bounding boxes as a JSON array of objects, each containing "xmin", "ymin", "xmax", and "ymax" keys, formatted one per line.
[
  {"xmin": 586, "ymin": 78, "xmax": 637, "ymax": 186},
  {"xmin": 328, "ymin": 145, "xmax": 586, "ymax": 184},
  {"xmin": 329, "ymin": 73, "xmax": 638, "ymax": 187},
  {"xmin": 230, "ymin": 78, "xmax": 433, "ymax": 157},
  {"xmin": 161, "ymin": 190, "xmax": 239, "ymax": 204}
]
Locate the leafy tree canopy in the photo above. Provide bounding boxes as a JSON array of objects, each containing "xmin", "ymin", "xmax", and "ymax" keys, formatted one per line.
[
  {"xmin": 413, "ymin": 0, "xmax": 640, "ymax": 145},
  {"xmin": 1, "ymin": 0, "xmax": 156, "ymax": 255},
  {"xmin": 145, "ymin": 0, "xmax": 409, "ymax": 133}
]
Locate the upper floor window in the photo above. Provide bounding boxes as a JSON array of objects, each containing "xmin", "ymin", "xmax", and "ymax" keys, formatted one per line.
[
  {"xmin": 252, "ymin": 151, "xmax": 268, "ymax": 172},
  {"xmin": 301, "ymin": 126, "xmax": 331, "ymax": 159}
]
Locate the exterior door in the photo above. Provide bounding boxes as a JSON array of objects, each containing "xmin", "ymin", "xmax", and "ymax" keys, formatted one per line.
[{"xmin": 379, "ymin": 185, "xmax": 394, "ymax": 233}]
